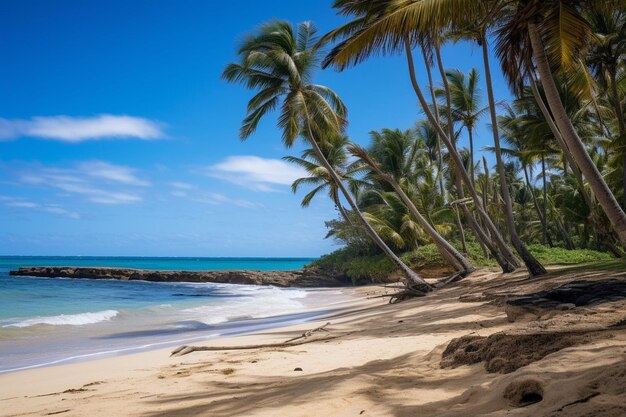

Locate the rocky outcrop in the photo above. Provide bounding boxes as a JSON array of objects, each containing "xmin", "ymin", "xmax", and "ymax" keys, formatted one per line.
[{"xmin": 9, "ymin": 266, "xmax": 351, "ymax": 287}]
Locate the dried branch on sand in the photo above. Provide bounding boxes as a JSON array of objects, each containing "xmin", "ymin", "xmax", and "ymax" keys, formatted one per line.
[{"xmin": 170, "ymin": 322, "xmax": 333, "ymax": 357}]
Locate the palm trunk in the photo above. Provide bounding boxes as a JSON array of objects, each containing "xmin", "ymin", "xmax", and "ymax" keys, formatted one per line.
[
  {"xmin": 523, "ymin": 164, "xmax": 551, "ymax": 245},
  {"xmin": 481, "ymin": 36, "xmax": 546, "ymax": 276},
  {"xmin": 468, "ymin": 127, "xmax": 475, "ymax": 187},
  {"xmin": 541, "ymin": 154, "xmax": 549, "ymax": 245},
  {"xmin": 421, "ymin": 40, "xmax": 520, "ymax": 270},
  {"xmin": 333, "ymin": 193, "xmax": 353, "ymax": 226},
  {"xmin": 609, "ymin": 71, "xmax": 626, "ymax": 209},
  {"xmin": 453, "ymin": 203, "xmax": 468, "ymax": 254},
  {"xmin": 433, "ymin": 42, "xmax": 518, "ymax": 267},
  {"xmin": 528, "ymin": 23, "xmax": 626, "ymax": 247},
  {"xmin": 421, "ymin": 45, "xmax": 446, "ymax": 199},
  {"xmin": 529, "ymin": 78, "xmax": 595, "ymax": 214},
  {"xmin": 302, "ymin": 117, "xmax": 430, "ymax": 290},
  {"xmin": 351, "ymin": 147, "xmax": 475, "ymax": 274},
  {"xmin": 549, "ymin": 196, "xmax": 574, "ymax": 249},
  {"xmin": 482, "ymin": 156, "xmax": 490, "ymax": 216}
]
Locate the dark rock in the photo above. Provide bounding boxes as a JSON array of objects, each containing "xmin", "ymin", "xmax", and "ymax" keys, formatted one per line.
[{"xmin": 9, "ymin": 266, "xmax": 350, "ymax": 287}]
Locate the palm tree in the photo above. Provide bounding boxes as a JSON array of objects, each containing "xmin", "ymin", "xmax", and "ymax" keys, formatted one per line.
[
  {"xmin": 585, "ymin": 3, "xmax": 626, "ymax": 208},
  {"xmin": 443, "ymin": 68, "xmax": 489, "ymax": 187},
  {"xmin": 414, "ymin": 119, "xmax": 447, "ymax": 198},
  {"xmin": 497, "ymin": 106, "xmax": 553, "ymax": 246},
  {"xmin": 494, "ymin": 0, "xmax": 626, "ymax": 246},
  {"xmin": 322, "ymin": 1, "xmax": 521, "ymax": 272},
  {"xmin": 323, "ymin": 0, "xmax": 626, "ymax": 261},
  {"xmin": 223, "ymin": 20, "xmax": 430, "ymax": 289},
  {"xmin": 284, "ymin": 135, "xmax": 354, "ymax": 224},
  {"xmin": 347, "ymin": 129, "xmax": 474, "ymax": 273}
]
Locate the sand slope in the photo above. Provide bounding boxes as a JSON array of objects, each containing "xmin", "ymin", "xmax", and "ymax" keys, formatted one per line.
[{"xmin": 1, "ymin": 264, "xmax": 625, "ymax": 417}]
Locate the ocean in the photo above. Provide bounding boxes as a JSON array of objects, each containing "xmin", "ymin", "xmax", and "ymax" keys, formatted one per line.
[{"xmin": 0, "ymin": 256, "xmax": 351, "ymax": 374}]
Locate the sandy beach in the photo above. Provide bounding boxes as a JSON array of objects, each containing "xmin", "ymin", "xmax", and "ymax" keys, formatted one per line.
[{"xmin": 1, "ymin": 264, "xmax": 625, "ymax": 417}]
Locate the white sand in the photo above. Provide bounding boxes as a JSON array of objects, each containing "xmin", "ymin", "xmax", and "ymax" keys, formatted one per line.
[{"xmin": 1, "ymin": 266, "xmax": 625, "ymax": 417}]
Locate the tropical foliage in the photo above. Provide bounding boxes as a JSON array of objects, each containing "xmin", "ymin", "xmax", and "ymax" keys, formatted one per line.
[{"xmin": 226, "ymin": 1, "xmax": 625, "ymax": 287}]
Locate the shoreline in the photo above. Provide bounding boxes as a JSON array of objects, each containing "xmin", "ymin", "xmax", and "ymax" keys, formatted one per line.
[
  {"xmin": 0, "ymin": 286, "xmax": 378, "ymax": 397},
  {"xmin": 0, "ymin": 285, "xmax": 355, "ymax": 375},
  {"xmin": 2, "ymin": 266, "xmax": 625, "ymax": 416}
]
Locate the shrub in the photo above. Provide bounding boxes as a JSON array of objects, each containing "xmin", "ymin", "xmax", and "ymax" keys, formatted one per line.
[
  {"xmin": 311, "ymin": 246, "xmax": 394, "ymax": 284},
  {"xmin": 527, "ymin": 245, "xmax": 614, "ymax": 265}
]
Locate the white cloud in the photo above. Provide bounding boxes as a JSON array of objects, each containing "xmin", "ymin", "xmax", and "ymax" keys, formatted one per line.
[
  {"xmin": 168, "ymin": 181, "xmax": 193, "ymax": 190},
  {"xmin": 89, "ymin": 192, "xmax": 142, "ymax": 205},
  {"xmin": 42, "ymin": 206, "xmax": 81, "ymax": 219},
  {"xmin": 79, "ymin": 161, "xmax": 150, "ymax": 186},
  {"xmin": 16, "ymin": 162, "xmax": 147, "ymax": 205},
  {"xmin": 2, "ymin": 197, "xmax": 79, "ymax": 219},
  {"xmin": 169, "ymin": 187, "xmax": 260, "ymax": 209},
  {"xmin": 0, "ymin": 114, "xmax": 165, "ymax": 142},
  {"xmin": 7, "ymin": 201, "xmax": 39, "ymax": 208},
  {"xmin": 204, "ymin": 156, "xmax": 306, "ymax": 192},
  {"xmin": 171, "ymin": 190, "xmax": 189, "ymax": 198}
]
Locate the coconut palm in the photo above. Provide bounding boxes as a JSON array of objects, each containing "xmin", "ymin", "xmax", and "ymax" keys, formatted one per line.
[
  {"xmin": 322, "ymin": 0, "xmax": 625, "ymax": 266},
  {"xmin": 494, "ymin": 0, "xmax": 626, "ymax": 246},
  {"xmin": 348, "ymin": 128, "xmax": 474, "ymax": 273},
  {"xmin": 284, "ymin": 135, "xmax": 354, "ymax": 224},
  {"xmin": 322, "ymin": 1, "xmax": 522, "ymax": 272},
  {"xmin": 585, "ymin": 3, "xmax": 626, "ymax": 207},
  {"xmin": 223, "ymin": 20, "xmax": 430, "ymax": 289},
  {"xmin": 497, "ymin": 106, "xmax": 554, "ymax": 246},
  {"xmin": 443, "ymin": 68, "xmax": 489, "ymax": 187}
]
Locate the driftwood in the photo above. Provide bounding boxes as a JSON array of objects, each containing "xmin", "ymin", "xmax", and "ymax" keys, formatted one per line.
[
  {"xmin": 284, "ymin": 322, "xmax": 331, "ymax": 343},
  {"xmin": 170, "ymin": 322, "xmax": 333, "ymax": 357}
]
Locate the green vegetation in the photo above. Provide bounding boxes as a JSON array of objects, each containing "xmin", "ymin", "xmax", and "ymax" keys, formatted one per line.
[
  {"xmin": 313, "ymin": 245, "xmax": 615, "ymax": 284},
  {"xmin": 527, "ymin": 245, "xmax": 615, "ymax": 265},
  {"xmin": 226, "ymin": 1, "xmax": 626, "ymax": 290}
]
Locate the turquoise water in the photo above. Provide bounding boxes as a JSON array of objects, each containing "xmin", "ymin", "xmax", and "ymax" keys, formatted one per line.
[
  {"xmin": 0, "ymin": 256, "xmax": 350, "ymax": 374},
  {"xmin": 1, "ymin": 256, "xmax": 315, "ymax": 271}
]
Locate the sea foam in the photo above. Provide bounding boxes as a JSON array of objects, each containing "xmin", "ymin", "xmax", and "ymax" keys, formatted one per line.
[
  {"xmin": 182, "ymin": 286, "xmax": 309, "ymax": 325},
  {"xmin": 3, "ymin": 310, "xmax": 119, "ymax": 328}
]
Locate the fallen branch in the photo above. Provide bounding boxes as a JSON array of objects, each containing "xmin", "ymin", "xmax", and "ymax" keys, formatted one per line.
[
  {"xmin": 284, "ymin": 322, "xmax": 331, "ymax": 343},
  {"xmin": 170, "ymin": 322, "xmax": 334, "ymax": 357}
]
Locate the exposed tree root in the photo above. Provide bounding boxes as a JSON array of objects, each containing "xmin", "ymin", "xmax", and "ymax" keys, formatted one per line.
[
  {"xmin": 388, "ymin": 282, "xmax": 431, "ymax": 303},
  {"xmin": 433, "ymin": 270, "xmax": 470, "ymax": 289},
  {"xmin": 380, "ymin": 271, "xmax": 470, "ymax": 304},
  {"xmin": 170, "ymin": 322, "xmax": 334, "ymax": 357}
]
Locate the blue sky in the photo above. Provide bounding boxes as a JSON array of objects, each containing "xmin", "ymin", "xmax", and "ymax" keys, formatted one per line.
[{"xmin": 0, "ymin": 0, "xmax": 514, "ymax": 257}]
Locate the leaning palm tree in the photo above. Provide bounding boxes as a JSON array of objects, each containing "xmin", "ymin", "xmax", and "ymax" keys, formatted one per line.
[
  {"xmin": 322, "ymin": 0, "xmax": 624, "ymax": 269},
  {"xmin": 349, "ymin": 143, "xmax": 474, "ymax": 274},
  {"xmin": 322, "ymin": 1, "xmax": 521, "ymax": 273},
  {"xmin": 222, "ymin": 20, "xmax": 430, "ymax": 290},
  {"xmin": 448, "ymin": 6, "xmax": 547, "ymax": 275},
  {"xmin": 349, "ymin": 128, "xmax": 474, "ymax": 273},
  {"xmin": 494, "ymin": 0, "xmax": 626, "ymax": 246},
  {"xmin": 284, "ymin": 135, "xmax": 355, "ymax": 224},
  {"xmin": 585, "ymin": 2, "xmax": 626, "ymax": 208}
]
